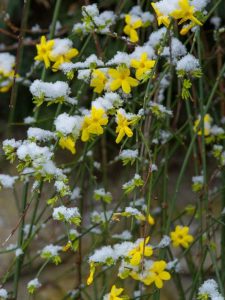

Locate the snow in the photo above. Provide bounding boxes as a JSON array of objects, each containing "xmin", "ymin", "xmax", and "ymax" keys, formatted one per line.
[{"xmin": 30, "ymin": 80, "xmax": 71, "ymax": 99}]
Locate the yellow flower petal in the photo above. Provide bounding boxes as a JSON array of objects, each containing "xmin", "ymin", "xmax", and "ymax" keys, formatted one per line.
[
  {"xmin": 130, "ymin": 28, "xmax": 139, "ymax": 43},
  {"xmin": 110, "ymin": 79, "xmax": 122, "ymax": 91},
  {"xmin": 122, "ymin": 80, "xmax": 131, "ymax": 94}
]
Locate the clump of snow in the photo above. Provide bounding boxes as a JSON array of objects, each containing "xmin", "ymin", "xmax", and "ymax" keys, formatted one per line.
[
  {"xmin": 53, "ymin": 205, "xmax": 80, "ymax": 223},
  {"xmin": 0, "ymin": 52, "xmax": 15, "ymax": 73},
  {"xmin": 30, "ymin": 80, "xmax": 71, "ymax": 99},
  {"xmin": 190, "ymin": 0, "xmax": 210, "ymax": 11},
  {"xmin": 162, "ymin": 38, "xmax": 187, "ymax": 60},
  {"xmin": 92, "ymin": 92, "xmax": 122, "ymax": 111},
  {"xmin": 198, "ymin": 279, "xmax": 224, "ymax": 300},
  {"xmin": 106, "ymin": 52, "xmax": 131, "ymax": 67},
  {"xmin": 17, "ymin": 142, "xmax": 53, "ymax": 161},
  {"xmin": 176, "ymin": 54, "xmax": 200, "ymax": 72},
  {"xmin": 146, "ymin": 28, "xmax": 167, "ymax": 48},
  {"xmin": 24, "ymin": 116, "xmax": 36, "ymax": 124},
  {"xmin": 51, "ymin": 38, "xmax": 73, "ymax": 57},
  {"xmin": 54, "ymin": 113, "xmax": 83, "ymax": 136},
  {"xmin": 0, "ymin": 174, "xmax": 18, "ymax": 189},
  {"xmin": 70, "ymin": 187, "xmax": 81, "ymax": 201},
  {"xmin": 0, "ymin": 288, "xmax": 8, "ymax": 299},
  {"xmin": 27, "ymin": 127, "xmax": 56, "ymax": 142}
]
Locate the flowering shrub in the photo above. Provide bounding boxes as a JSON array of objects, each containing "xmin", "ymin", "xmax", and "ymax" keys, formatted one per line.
[{"xmin": 0, "ymin": 0, "xmax": 225, "ymax": 299}]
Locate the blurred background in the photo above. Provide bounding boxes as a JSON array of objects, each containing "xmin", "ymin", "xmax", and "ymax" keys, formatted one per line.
[{"xmin": 0, "ymin": 0, "xmax": 225, "ymax": 299}]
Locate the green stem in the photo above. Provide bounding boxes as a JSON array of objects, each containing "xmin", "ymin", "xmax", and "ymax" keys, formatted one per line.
[
  {"xmin": 166, "ymin": 134, "xmax": 196, "ymax": 233},
  {"xmin": 36, "ymin": 259, "xmax": 50, "ymax": 278},
  {"xmin": 28, "ymin": 182, "xmax": 43, "ymax": 239},
  {"xmin": 197, "ymin": 30, "xmax": 207, "ymax": 282},
  {"xmin": 208, "ymin": 246, "xmax": 225, "ymax": 296},
  {"xmin": 49, "ymin": 0, "xmax": 62, "ymax": 39},
  {"xmin": 221, "ymin": 171, "xmax": 225, "ymax": 285},
  {"xmin": 34, "ymin": 0, "xmax": 62, "ymax": 120},
  {"xmin": 13, "ymin": 182, "xmax": 29, "ymax": 299}
]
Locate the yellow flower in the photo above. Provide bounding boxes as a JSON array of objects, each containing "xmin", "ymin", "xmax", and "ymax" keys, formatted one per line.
[
  {"xmin": 62, "ymin": 241, "xmax": 72, "ymax": 252},
  {"xmin": 147, "ymin": 214, "xmax": 155, "ymax": 225},
  {"xmin": 0, "ymin": 70, "xmax": 14, "ymax": 93},
  {"xmin": 170, "ymin": 225, "xmax": 194, "ymax": 248},
  {"xmin": 180, "ymin": 22, "xmax": 196, "ymax": 35},
  {"xmin": 87, "ymin": 262, "xmax": 96, "ymax": 285},
  {"xmin": 59, "ymin": 136, "xmax": 76, "ymax": 154},
  {"xmin": 123, "ymin": 14, "xmax": 143, "ymax": 43},
  {"xmin": 109, "ymin": 66, "xmax": 138, "ymax": 94},
  {"xmin": 108, "ymin": 285, "xmax": 125, "ymax": 300},
  {"xmin": 171, "ymin": 0, "xmax": 202, "ymax": 27},
  {"xmin": 194, "ymin": 114, "xmax": 212, "ymax": 136},
  {"xmin": 50, "ymin": 48, "xmax": 79, "ymax": 71},
  {"xmin": 34, "ymin": 36, "xmax": 54, "ymax": 68},
  {"xmin": 142, "ymin": 260, "xmax": 171, "ymax": 288},
  {"xmin": 151, "ymin": 0, "xmax": 202, "ymax": 35},
  {"xmin": 90, "ymin": 69, "xmax": 107, "ymax": 93},
  {"xmin": 115, "ymin": 111, "xmax": 133, "ymax": 144},
  {"xmin": 81, "ymin": 107, "xmax": 108, "ymax": 142},
  {"xmin": 0, "ymin": 84, "xmax": 12, "ymax": 93},
  {"xmin": 198, "ymin": 294, "xmax": 210, "ymax": 300},
  {"xmin": 151, "ymin": 3, "xmax": 170, "ymax": 28},
  {"xmin": 131, "ymin": 53, "xmax": 156, "ymax": 80},
  {"xmin": 185, "ymin": 204, "xmax": 196, "ymax": 215},
  {"xmin": 128, "ymin": 237, "xmax": 153, "ymax": 266}
]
